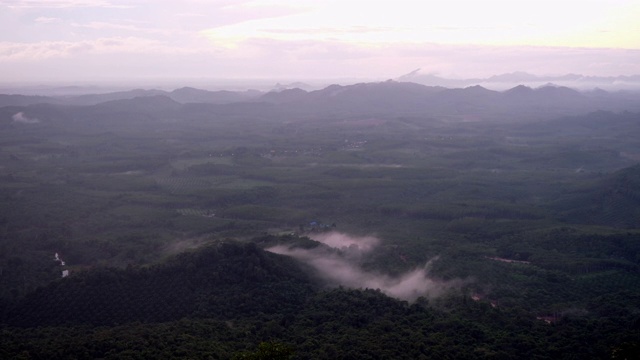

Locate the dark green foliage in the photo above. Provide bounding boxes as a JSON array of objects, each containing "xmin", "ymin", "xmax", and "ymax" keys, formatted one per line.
[
  {"xmin": 551, "ymin": 164, "xmax": 640, "ymax": 228},
  {"xmin": 1, "ymin": 93, "xmax": 640, "ymax": 358},
  {"xmin": 233, "ymin": 342, "xmax": 295, "ymax": 360},
  {"xmin": 3, "ymin": 242, "xmax": 315, "ymax": 327},
  {"xmin": 1, "ymin": 287, "xmax": 638, "ymax": 359}
]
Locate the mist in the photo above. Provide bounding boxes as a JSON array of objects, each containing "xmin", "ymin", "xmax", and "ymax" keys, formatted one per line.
[
  {"xmin": 267, "ymin": 232, "xmax": 464, "ymax": 302},
  {"xmin": 12, "ymin": 112, "xmax": 39, "ymax": 124}
]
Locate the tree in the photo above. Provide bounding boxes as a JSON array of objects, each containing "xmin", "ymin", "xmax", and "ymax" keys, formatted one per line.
[{"xmin": 232, "ymin": 342, "xmax": 295, "ymax": 360}]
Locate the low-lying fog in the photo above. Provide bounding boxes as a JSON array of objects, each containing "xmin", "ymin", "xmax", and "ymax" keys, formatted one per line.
[{"xmin": 267, "ymin": 232, "xmax": 464, "ymax": 302}]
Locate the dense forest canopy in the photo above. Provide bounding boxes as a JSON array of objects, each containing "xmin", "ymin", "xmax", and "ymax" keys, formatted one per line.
[{"xmin": 0, "ymin": 81, "xmax": 639, "ymax": 358}]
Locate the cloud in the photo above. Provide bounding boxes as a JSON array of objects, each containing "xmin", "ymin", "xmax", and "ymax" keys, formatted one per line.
[
  {"xmin": 12, "ymin": 112, "xmax": 39, "ymax": 123},
  {"xmin": 71, "ymin": 21, "xmax": 144, "ymax": 32},
  {"xmin": 69, "ymin": 21, "xmax": 176, "ymax": 36},
  {"xmin": 1, "ymin": 0, "xmax": 133, "ymax": 9},
  {"xmin": 197, "ymin": 0, "xmax": 640, "ymax": 49},
  {"xmin": 218, "ymin": 0, "xmax": 310, "ymax": 18},
  {"xmin": 262, "ymin": 25, "xmax": 392, "ymax": 36},
  {"xmin": 2, "ymin": 34, "xmax": 638, "ymax": 81},
  {"xmin": 34, "ymin": 16, "xmax": 62, "ymax": 24},
  {"xmin": 2, "ymin": 0, "xmax": 638, "ymax": 82},
  {"xmin": 0, "ymin": 37, "xmax": 213, "ymax": 61},
  {"xmin": 388, "ymin": 43, "xmax": 640, "ymax": 78},
  {"xmin": 267, "ymin": 232, "xmax": 464, "ymax": 302},
  {"xmin": 0, "ymin": 40, "xmax": 93, "ymax": 60}
]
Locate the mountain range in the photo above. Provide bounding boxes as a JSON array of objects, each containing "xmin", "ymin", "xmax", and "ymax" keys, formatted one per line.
[
  {"xmin": 397, "ymin": 70, "xmax": 640, "ymax": 90},
  {"xmin": 2, "ymin": 81, "xmax": 640, "ymax": 122}
]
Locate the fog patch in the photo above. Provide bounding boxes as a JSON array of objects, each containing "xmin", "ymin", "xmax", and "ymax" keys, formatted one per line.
[
  {"xmin": 267, "ymin": 232, "xmax": 463, "ymax": 302},
  {"xmin": 12, "ymin": 112, "xmax": 39, "ymax": 124}
]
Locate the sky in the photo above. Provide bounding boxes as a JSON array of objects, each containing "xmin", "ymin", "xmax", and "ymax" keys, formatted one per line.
[{"xmin": 1, "ymin": 0, "xmax": 639, "ymax": 85}]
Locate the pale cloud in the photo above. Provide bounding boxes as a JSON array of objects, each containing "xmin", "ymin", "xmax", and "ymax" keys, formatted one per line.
[
  {"xmin": 71, "ymin": 21, "xmax": 141, "ymax": 31},
  {"xmin": 392, "ymin": 43, "xmax": 640, "ymax": 77},
  {"xmin": 0, "ymin": 36, "xmax": 210, "ymax": 60},
  {"xmin": 201, "ymin": 0, "xmax": 640, "ymax": 49},
  {"xmin": 218, "ymin": 0, "xmax": 310, "ymax": 14},
  {"xmin": 168, "ymin": 0, "xmax": 310, "ymax": 30},
  {"xmin": 2, "ymin": 35, "xmax": 638, "ymax": 81},
  {"xmin": 174, "ymin": 12, "xmax": 206, "ymax": 18},
  {"xmin": 69, "ymin": 20, "xmax": 177, "ymax": 36},
  {"xmin": 0, "ymin": 0, "xmax": 132, "ymax": 8},
  {"xmin": 262, "ymin": 26, "xmax": 393, "ymax": 35},
  {"xmin": 34, "ymin": 16, "xmax": 62, "ymax": 23},
  {"xmin": 194, "ymin": 34, "xmax": 640, "ymax": 78},
  {"xmin": 0, "ymin": 0, "xmax": 638, "ymax": 82}
]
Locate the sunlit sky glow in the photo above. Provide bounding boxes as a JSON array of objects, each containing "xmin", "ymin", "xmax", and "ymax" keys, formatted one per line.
[{"xmin": 1, "ymin": 0, "xmax": 639, "ymax": 84}]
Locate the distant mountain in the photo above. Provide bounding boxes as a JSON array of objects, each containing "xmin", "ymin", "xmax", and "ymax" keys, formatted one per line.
[
  {"xmin": 2, "ymin": 81, "xmax": 640, "ymax": 122},
  {"xmin": 396, "ymin": 70, "xmax": 475, "ymax": 88},
  {"xmin": 260, "ymin": 88, "xmax": 309, "ymax": 103},
  {"xmin": 432, "ymin": 85, "xmax": 501, "ymax": 103},
  {"xmin": 502, "ymin": 84, "xmax": 588, "ymax": 110},
  {"xmin": 62, "ymin": 88, "xmax": 262, "ymax": 106},
  {"xmin": 92, "ymin": 95, "xmax": 182, "ymax": 113},
  {"xmin": 257, "ymin": 80, "xmax": 640, "ymax": 118},
  {"xmin": 62, "ymin": 89, "xmax": 168, "ymax": 106},
  {"xmin": 535, "ymin": 84, "xmax": 584, "ymax": 100},
  {"xmin": 310, "ymin": 80, "xmax": 445, "ymax": 100},
  {"xmin": 398, "ymin": 70, "xmax": 640, "ymax": 90},
  {"xmin": 169, "ymin": 87, "xmax": 261, "ymax": 104},
  {"xmin": 0, "ymin": 94, "xmax": 61, "ymax": 107},
  {"xmin": 272, "ymin": 81, "xmax": 315, "ymax": 91},
  {"xmin": 260, "ymin": 80, "xmax": 448, "ymax": 115},
  {"xmin": 504, "ymin": 84, "xmax": 535, "ymax": 96},
  {"xmin": 486, "ymin": 71, "xmax": 541, "ymax": 83},
  {"xmin": 0, "ymin": 87, "xmax": 264, "ymax": 107}
]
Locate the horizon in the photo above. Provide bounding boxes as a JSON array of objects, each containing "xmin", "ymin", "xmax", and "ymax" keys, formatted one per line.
[
  {"xmin": 3, "ymin": 71, "xmax": 640, "ymax": 96},
  {"xmin": 1, "ymin": 0, "xmax": 639, "ymax": 84}
]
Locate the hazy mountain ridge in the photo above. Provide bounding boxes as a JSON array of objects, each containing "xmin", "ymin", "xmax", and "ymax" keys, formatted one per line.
[
  {"xmin": 0, "ymin": 94, "xmax": 62, "ymax": 107},
  {"xmin": 398, "ymin": 70, "xmax": 640, "ymax": 90},
  {"xmin": 257, "ymin": 81, "xmax": 640, "ymax": 118},
  {"xmin": 0, "ymin": 88, "xmax": 262, "ymax": 107},
  {"xmin": 169, "ymin": 87, "xmax": 262, "ymax": 104},
  {"xmin": 2, "ymin": 81, "xmax": 639, "ymax": 120},
  {"xmin": 2, "ymin": 78, "xmax": 638, "ymax": 104}
]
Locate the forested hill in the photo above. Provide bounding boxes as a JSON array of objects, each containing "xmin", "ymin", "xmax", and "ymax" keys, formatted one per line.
[
  {"xmin": 2, "ymin": 241, "xmax": 316, "ymax": 327},
  {"xmin": 551, "ymin": 164, "xmax": 640, "ymax": 228},
  {"xmin": 1, "ymin": 252, "xmax": 639, "ymax": 359}
]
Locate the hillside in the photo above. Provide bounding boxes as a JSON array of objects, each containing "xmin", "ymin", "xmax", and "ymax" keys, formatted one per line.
[
  {"xmin": 1, "ymin": 240, "xmax": 638, "ymax": 359},
  {"xmin": 2, "ymin": 241, "xmax": 315, "ymax": 327},
  {"xmin": 551, "ymin": 164, "xmax": 640, "ymax": 228}
]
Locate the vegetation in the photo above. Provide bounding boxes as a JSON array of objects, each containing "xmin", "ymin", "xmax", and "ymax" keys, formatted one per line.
[{"xmin": 0, "ymin": 84, "xmax": 639, "ymax": 358}]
